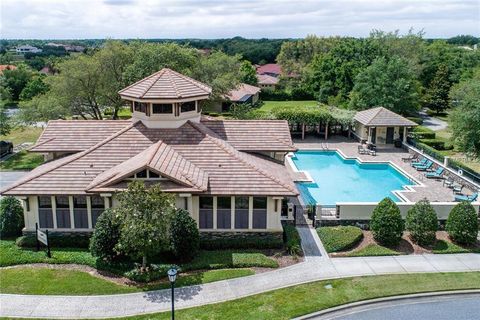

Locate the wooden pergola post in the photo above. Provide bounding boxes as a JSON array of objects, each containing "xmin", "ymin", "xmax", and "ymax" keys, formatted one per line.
[
  {"xmin": 301, "ymin": 123, "xmax": 305, "ymax": 140},
  {"xmin": 324, "ymin": 122, "xmax": 329, "ymax": 140}
]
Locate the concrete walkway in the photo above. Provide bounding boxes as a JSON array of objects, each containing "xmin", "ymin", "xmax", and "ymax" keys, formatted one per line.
[
  {"xmin": 419, "ymin": 109, "xmax": 448, "ymax": 131},
  {"xmin": 1, "ymin": 253, "xmax": 479, "ymax": 319}
]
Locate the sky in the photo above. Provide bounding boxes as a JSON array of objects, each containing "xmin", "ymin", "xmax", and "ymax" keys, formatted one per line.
[{"xmin": 1, "ymin": 0, "xmax": 479, "ymax": 39}]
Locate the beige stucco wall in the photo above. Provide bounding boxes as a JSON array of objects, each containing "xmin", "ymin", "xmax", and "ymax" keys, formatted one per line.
[{"xmin": 336, "ymin": 202, "xmax": 480, "ymax": 220}]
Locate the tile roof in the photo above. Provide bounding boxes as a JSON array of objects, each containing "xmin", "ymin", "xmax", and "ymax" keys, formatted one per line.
[
  {"xmin": 354, "ymin": 107, "xmax": 418, "ymax": 127},
  {"xmin": 257, "ymin": 74, "xmax": 279, "ymax": 85},
  {"xmin": 0, "ymin": 65, "xmax": 17, "ymax": 74},
  {"xmin": 2, "ymin": 120, "xmax": 297, "ymax": 197},
  {"xmin": 30, "ymin": 120, "xmax": 132, "ymax": 152},
  {"xmin": 256, "ymin": 63, "xmax": 281, "ymax": 76},
  {"xmin": 225, "ymin": 83, "xmax": 261, "ymax": 102},
  {"xmin": 201, "ymin": 119, "xmax": 296, "ymax": 152},
  {"xmin": 118, "ymin": 68, "xmax": 212, "ymax": 100}
]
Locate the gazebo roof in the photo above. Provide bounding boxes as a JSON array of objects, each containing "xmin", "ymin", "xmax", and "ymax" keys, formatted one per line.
[
  {"xmin": 118, "ymin": 68, "xmax": 212, "ymax": 100},
  {"xmin": 354, "ymin": 107, "xmax": 418, "ymax": 127}
]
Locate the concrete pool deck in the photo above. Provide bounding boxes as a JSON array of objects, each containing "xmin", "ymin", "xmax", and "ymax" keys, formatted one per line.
[{"xmin": 293, "ymin": 136, "xmax": 476, "ymax": 203}]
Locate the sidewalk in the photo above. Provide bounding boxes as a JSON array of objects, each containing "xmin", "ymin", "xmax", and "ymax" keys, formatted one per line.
[{"xmin": 1, "ymin": 253, "xmax": 479, "ymax": 319}]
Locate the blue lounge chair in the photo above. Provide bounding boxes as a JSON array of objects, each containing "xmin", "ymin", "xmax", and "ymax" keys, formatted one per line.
[
  {"xmin": 454, "ymin": 193, "xmax": 478, "ymax": 202},
  {"xmin": 425, "ymin": 167, "xmax": 444, "ymax": 179},
  {"xmin": 411, "ymin": 158, "xmax": 427, "ymax": 167},
  {"xmin": 416, "ymin": 160, "xmax": 433, "ymax": 171}
]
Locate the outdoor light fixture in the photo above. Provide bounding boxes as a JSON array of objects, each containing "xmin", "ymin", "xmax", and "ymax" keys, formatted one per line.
[{"xmin": 167, "ymin": 268, "xmax": 178, "ymax": 320}]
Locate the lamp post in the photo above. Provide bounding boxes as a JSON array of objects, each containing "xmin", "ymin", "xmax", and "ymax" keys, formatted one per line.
[{"xmin": 167, "ymin": 268, "xmax": 177, "ymax": 320}]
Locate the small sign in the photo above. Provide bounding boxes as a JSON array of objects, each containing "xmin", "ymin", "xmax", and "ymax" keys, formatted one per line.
[{"xmin": 37, "ymin": 229, "xmax": 48, "ymax": 246}]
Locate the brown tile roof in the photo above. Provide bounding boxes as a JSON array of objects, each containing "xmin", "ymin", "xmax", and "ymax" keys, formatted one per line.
[
  {"xmin": 2, "ymin": 120, "xmax": 297, "ymax": 197},
  {"xmin": 225, "ymin": 83, "xmax": 260, "ymax": 102},
  {"xmin": 201, "ymin": 119, "xmax": 296, "ymax": 152},
  {"xmin": 354, "ymin": 107, "xmax": 418, "ymax": 127},
  {"xmin": 30, "ymin": 120, "xmax": 132, "ymax": 153},
  {"xmin": 0, "ymin": 65, "xmax": 17, "ymax": 74},
  {"xmin": 257, "ymin": 74, "xmax": 279, "ymax": 85},
  {"xmin": 118, "ymin": 68, "xmax": 212, "ymax": 100},
  {"xmin": 256, "ymin": 63, "xmax": 281, "ymax": 76}
]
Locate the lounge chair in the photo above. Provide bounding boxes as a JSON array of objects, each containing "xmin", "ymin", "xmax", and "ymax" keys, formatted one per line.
[
  {"xmin": 357, "ymin": 145, "xmax": 368, "ymax": 155},
  {"xmin": 454, "ymin": 193, "xmax": 478, "ymax": 202},
  {"xmin": 411, "ymin": 158, "xmax": 427, "ymax": 167},
  {"xmin": 416, "ymin": 160, "xmax": 433, "ymax": 171},
  {"xmin": 425, "ymin": 167, "xmax": 444, "ymax": 179},
  {"xmin": 443, "ymin": 178, "xmax": 454, "ymax": 188},
  {"xmin": 368, "ymin": 149, "xmax": 376, "ymax": 156},
  {"xmin": 453, "ymin": 184, "xmax": 464, "ymax": 194},
  {"xmin": 402, "ymin": 154, "xmax": 417, "ymax": 162}
]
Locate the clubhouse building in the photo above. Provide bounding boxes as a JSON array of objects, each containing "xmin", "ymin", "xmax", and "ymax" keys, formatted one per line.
[{"xmin": 1, "ymin": 69, "xmax": 298, "ymax": 234}]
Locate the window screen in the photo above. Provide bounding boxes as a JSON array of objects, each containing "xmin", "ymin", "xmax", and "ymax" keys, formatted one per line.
[
  {"xmin": 180, "ymin": 101, "xmax": 196, "ymax": 113},
  {"xmin": 216, "ymin": 197, "xmax": 231, "ymax": 229},
  {"xmin": 253, "ymin": 197, "xmax": 267, "ymax": 229},
  {"xmin": 152, "ymin": 104, "xmax": 173, "ymax": 114},
  {"xmin": 73, "ymin": 196, "xmax": 88, "ymax": 229},
  {"xmin": 199, "ymin": 197, "xmax": 213, "ymax": 229},
  {"xmin": 234, "ymin": 196, "xmax": 249, "ymax": 229}
]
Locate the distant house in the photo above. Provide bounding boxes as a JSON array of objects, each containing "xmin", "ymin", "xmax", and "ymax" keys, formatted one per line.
[
  {"xmin": 211, "ymin": 83, "xmax": 261, "ymax": 112},
  {"xmin": 0, "ymin": 65, "xmax": 17, "ymax": 74},
  {"xmin": 256, "ymin": 63, "xmax": 282, "ymax": 77},
  {"xmin": 15, "ymin": 45, "xmax": 42, "ymax": 54},
  {"xmin": 257, "ymin": 74, "xmax": 279, "ymax": 90},
  {"xmin": 39, "ymin": 66, "xmax": 54, "ymax": 75}
]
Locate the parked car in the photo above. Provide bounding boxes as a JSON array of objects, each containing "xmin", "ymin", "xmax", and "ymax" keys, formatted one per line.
[{"xmin": 0, "ymin": 141, "xmax": 13, "ymax": 158}]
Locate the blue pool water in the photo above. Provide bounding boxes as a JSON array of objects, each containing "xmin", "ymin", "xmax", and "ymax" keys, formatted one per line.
[{"xmin": 291, "ymin": 151, "xmax": 415, "ymax": 205}]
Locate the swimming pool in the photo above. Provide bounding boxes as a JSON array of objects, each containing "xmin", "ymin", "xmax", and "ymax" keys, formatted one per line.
[{"xmin": 291, "ymin": 150, "xmax": 416, "ymax": 205}]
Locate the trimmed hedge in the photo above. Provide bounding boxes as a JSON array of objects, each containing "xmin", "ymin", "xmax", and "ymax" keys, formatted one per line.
[
  {"xmin": 283, "ymin": 224, "xmax": 302, "ymax": 255},
  {"xmin": 446, "ymin": 202, "xmax": 479, "ymax": 245},
  {"xmin": 317, "ymin": 226, "xmax": 363, "ymax": 253},
  {"xmin": 405, "ymin": 199, "xmax": 438, "ymax": 246},
  {"xmin": 0, "ymin": 197, "xmax": 24, "ymax": 238},
  {"xmin": 412, "ymin": 126, "xmax": 436, "ymax": 139},
  {"xmin": 16, "ymin": 234, "xmax": 91, "ymax": 248},
  {"xmin": 199, "ymin": 234, "xmax": 283, "ymax": 250},
  {"xmin": 370, "ymin": 198, "xmax": 405, "ymax": 247},
  {"xmin": 407, "ymin": 117, "xmax": 424, "ymax": 125},
  {"xmin": 420, "ymin": 139, "xmax": 446, "ymax": 150}
]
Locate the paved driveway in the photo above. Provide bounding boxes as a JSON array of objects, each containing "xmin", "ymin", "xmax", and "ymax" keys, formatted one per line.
[
  {"xmin": 0, "ymin": 171, "xmax": 27, "ymax": 193},
  {"xmin": 419, "ymin": 109, "xmax": 448, "ymax": 131}
]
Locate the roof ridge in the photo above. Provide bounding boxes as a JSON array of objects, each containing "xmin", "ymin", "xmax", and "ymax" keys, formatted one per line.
[
  {"xmin": 2, "ymin": 121, "xmax": 138, "ymax": 194},
  {"xmin": 169, "ymin": 68, "xmax": 211, "ymax": 92},
  {"xmin": 188, "ymin": 121, "xmax": 295, "ymax": 193},
  {"xmin": 142, "ymin": 69, "xmax": 165, "ymax": 98},
  {"xmin": 167, "ymin": 69, "xmax": 182, "ymax": 98},
  {"xmin": 117, "ymin": 69, "xmax": 163, "ymax": 95}
]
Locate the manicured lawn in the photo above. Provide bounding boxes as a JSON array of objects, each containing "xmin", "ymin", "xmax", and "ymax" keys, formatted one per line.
[
  {"xmin": 124, "ymin": 272, "xmax": 480, "ymax": 319},
  {"xmin": 317, "ymin": 226, "xmax": 363, "ymax": 253},
  {"xmin": 346, "ymin": 244, "xmax": 401, "ymax": 257},
  {"xmin": 258, "ymin": 100, "xmax": 318, "ymax": 112},
  {"xmin": 432, "ymin": 240, "xmax": 480, "ymax": 254},
  {"xmin": 183, "ymin": 250, "xmax": 278, "ymax": 270},
  {"xmin": 0, "ymin": 150, "xmax": 44, "ymax": 170},
  {"xmin": 117, "ymin": 107, "xmax": 132, "ymax": 119},
  {"xmin": 0, "ymin": 267, "xmax": 254, "ymax": 295},
  {"xmin": 0, "ymin": 126, "xmax": 43, "ymax": 145}
]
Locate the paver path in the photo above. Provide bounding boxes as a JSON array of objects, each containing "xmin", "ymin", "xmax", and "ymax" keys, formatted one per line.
[{"xmin": 1, "ymin": 253, "xmax": 479, "ymax": 319}]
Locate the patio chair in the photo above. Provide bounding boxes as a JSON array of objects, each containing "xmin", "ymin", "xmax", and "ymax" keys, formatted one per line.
[
  {"xmin": 452, "ymin": 184, "xmax": 464, "ymax": 194},
  {"xmin": 454, "ymin": 192, "xmax": 478, "ymax": 202},
  {"xmin": 411, "ymin": 158, "xmax": 427, "ymax": 168},
  {"xmin": 416, "ymin": 160, "xmax": 433, "ymax": 171},
  {"xmin": 402, "ymin": 154, "xmax": 417, "ymax": 162},
  {"xmin": 357, "ymin": 145, "xmax": 368, "ymax": 155},
  {"xmin": 443, "ymin": 177, "xmax": 454, "ymax": 188},
  {"xmin": 368, "ymin": 149, "xmax": 376, "ymax": 156},
  {"xmin": 425, "ymin": 167, "xmax": 444, "ymax": 179}
]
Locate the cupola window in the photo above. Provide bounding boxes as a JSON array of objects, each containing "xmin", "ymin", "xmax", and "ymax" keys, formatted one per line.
[
  {"xmin": 180, "ymin": 101, "xmax": 196, "ymax": 113},
  {"xmin": 152, "ymin": 104, "xmax": 173, "ymax": 114}
]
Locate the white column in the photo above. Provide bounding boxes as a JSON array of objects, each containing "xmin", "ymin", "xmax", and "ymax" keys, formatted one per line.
[
  {"xmin": 87, "ymin": 196, "xmax": 92, "ymax": 229},
  {"xmin": 248, "ymin": 196, "xmax": 253, "ymax": 229},
  {"xmin": 213, "ymin": 196, "xmax": 217, "ymax": 230},
  {"xmin": 68, "ymin": 196, "xmax": 74, "ymax": 229},
  {"xmin": 51, "ymin": 196, "xmax": 58, "ymax": 229}
]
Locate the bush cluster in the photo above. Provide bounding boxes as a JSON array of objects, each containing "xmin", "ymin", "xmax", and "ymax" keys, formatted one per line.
[
  {"xmin": 200, "ymin": 234, "xmax": 283, "ymax": 250},
  {"xmin": 0, "ymin": 197, "xmax": 24, "ymax": 238},
  {"xmin": 370, "ymin": 198, "xmax": 405, "ymax": 247},
  {"xmin": 125, "ymin": 263, "xmax": 179, "ymax": 283},
  {"xmin": 446, "ymin": 202, "xmax": 479, "ymax": 245},
  {"xmin": 170, "ymin": 209, "xmax": 200, "ymax": 262},
  {"xmin": 405, "ymin": 199, "xmax": 438, "ymax": 246},
  {"xmin": 317, "ymin": 226, "xmax": 363, "ymax": 253},
  {"xmin": 89, "ymin": 208, "xmax": 121, "ymax": 261},
  {"xmin": 16, "ymin": 233, "xmax": 90, "ymax": 248},
  {"xmin": 283, "ymin": 224, "xmax": 302, "ymax": 255}
]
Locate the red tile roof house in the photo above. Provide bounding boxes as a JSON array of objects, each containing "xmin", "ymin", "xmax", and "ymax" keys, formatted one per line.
[
  {"xmin": 256, "ymin": 63, "xmax": 282, "ymax": 77},
  {"xmin": 210, "ymin": 83, "xmax": 261, "ymax": 113},
  {"xmin": 1, "ymin": 68, "xmax": 298, "ymax": 237}
]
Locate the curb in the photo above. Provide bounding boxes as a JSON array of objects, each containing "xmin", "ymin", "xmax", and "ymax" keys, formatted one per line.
[{"xmin": 293, "ymin": 289, "xmax": 480, "ymax": 319}]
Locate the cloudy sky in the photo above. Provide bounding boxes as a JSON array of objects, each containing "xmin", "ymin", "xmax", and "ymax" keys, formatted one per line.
[{"xmin": 1, "ymin": 0, "xmax": 479, "ymax": 39}]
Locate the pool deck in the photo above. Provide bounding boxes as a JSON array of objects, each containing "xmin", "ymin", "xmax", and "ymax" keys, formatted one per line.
[{"xmin": 293, "ymin": 136, "xmax": 474, "ymax": 203}]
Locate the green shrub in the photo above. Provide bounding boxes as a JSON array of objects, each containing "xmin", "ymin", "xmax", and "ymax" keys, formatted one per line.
[
  {"xmin": 415, "ymin": 142, "xmax": 445, "ymax": 162},
  {"xmin": 405, "ymin": 199, "xmax": 438, "ymax": 246},
  {"xmin": 412, "ymin": 126, "xmax": 436, "ymax": 139},
  {"xmin": 446, "ymin": 202, "xmax": 479, "ymax": 245},
  {"xmin": 16, "ymin": 233, "xmax": 91, "ymax": 248},
  {"xmin": 419, "ymin": 139, "xmax": 446, "ymax": 150},
  {"xmin": 370, "ymin": 198, "xmax": 405, "ymax": 247},
  {"xmin": 0, "ymin": 197, "xmax": 24, "ymax": 237},
  {"xmin": 89, "ymin": 208, "xmax": 121, "ymax": 261},
  {"xmin": 317, "ymin": 226, "xmax": 363, "ymax": 252},
  {"xmin": 283, "ymin": 224, "xmax": 302, "ymax": 255},
  {"xmin": 200, "ymin": 234, "xmax": 283, "ymax": 250},
  {"xmin": 170, "ymin": 209, "xmax": 199, "ymax": 262}
]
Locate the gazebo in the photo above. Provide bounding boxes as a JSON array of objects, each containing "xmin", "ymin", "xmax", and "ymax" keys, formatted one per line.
[{"xmin": 353, "ymin": 107, "xmax": 418, "ymax": 145}]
